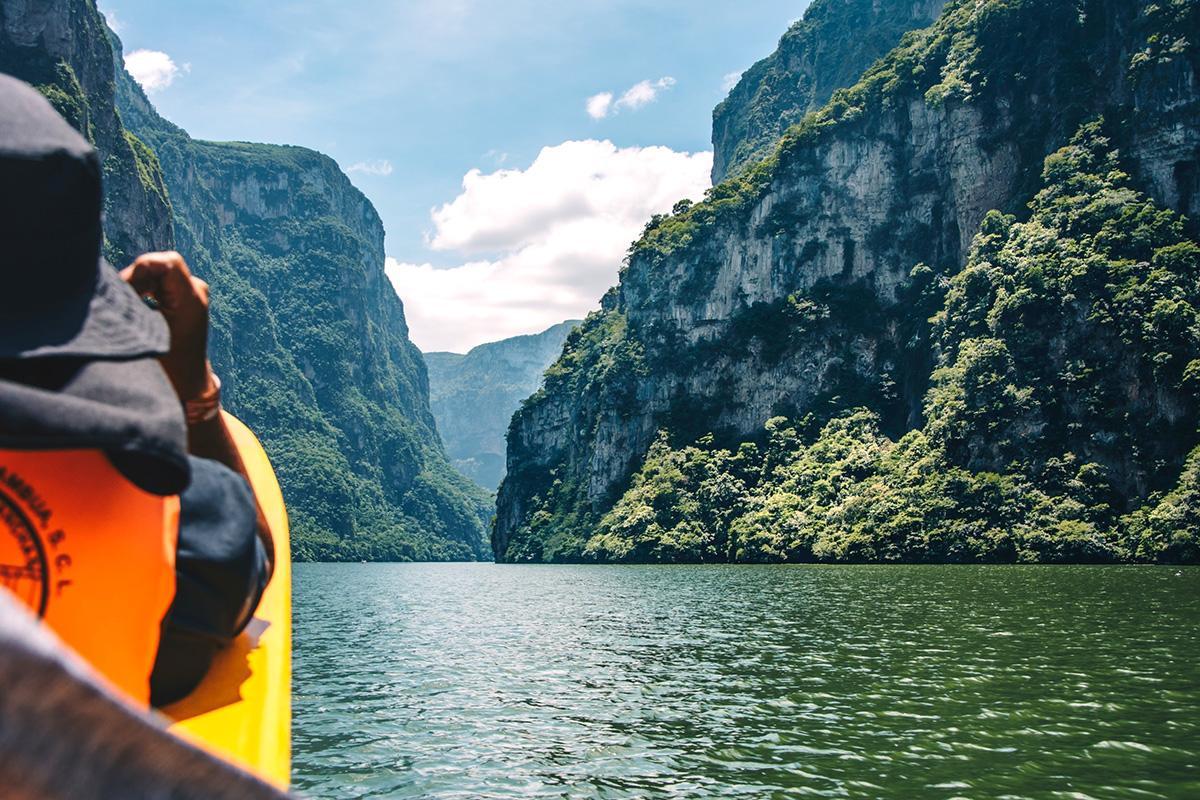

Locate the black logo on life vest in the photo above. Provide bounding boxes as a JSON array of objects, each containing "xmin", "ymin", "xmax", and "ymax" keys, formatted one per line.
[{"xmin": 0, "ymin": 471, "xmax": 51, "ymax": 618}]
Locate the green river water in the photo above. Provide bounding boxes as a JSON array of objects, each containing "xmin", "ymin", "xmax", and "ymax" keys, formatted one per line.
[{"xmin": 293, "ymin": 563, "xmax": 1199, "ymax": 799}]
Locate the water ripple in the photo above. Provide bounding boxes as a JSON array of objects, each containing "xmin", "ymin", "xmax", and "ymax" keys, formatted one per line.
[{"xmin": 293, "ymin": 564, "xmax": 1200, "ymax": 799}]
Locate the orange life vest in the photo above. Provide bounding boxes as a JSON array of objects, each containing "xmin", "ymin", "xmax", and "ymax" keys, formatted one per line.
[{"xmin": 0, "ymin": 448, "xmax": 178, "ymax": 706}]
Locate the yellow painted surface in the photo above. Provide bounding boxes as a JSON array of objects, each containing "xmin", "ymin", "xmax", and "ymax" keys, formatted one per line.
[{"xmin": 164, "ymin": 413, "xmax": 291, "ymax": 789}]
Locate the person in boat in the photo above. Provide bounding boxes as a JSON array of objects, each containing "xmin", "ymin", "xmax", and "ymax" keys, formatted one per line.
[{"xmin": 0, "ymin": 73, "xmax": 272, "ymax": 708}]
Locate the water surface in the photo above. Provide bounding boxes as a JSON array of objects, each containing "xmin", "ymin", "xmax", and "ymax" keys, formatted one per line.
[{"xmin": 293, "ymin": 563, "xmax": 1199, "ymax": 798}]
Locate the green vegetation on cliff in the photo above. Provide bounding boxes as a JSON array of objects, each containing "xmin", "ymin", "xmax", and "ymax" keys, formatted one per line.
[
  {"xmin": 568, "ymin": 127, "xmax": 1200, "ymax": 564},
  {"xmin": 640, "ymin": 0, "xmax": 1158, "ymax": 273},
  {"xmin": 0, "ymin": 0, "xmax": 175, "ymax": 265},
  {"xmin": 497, "ymin": 0, "xmax": 1200, "ymax": 564},
  {"xmin": 4, "ymin": 0, "xmax": 491, "ymax": 561},
  {"xmin": 110, "ymin": 80, "xmax": 493, "ymax": 561},
  {"xmin": 712, "ymin": 0, "xmax": 947, "ymax": 182}
]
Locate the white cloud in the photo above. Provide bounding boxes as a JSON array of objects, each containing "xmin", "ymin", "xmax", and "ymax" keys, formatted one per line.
[
  {"xmin": 387, "ymin": 139, "xmax": 713, "ymax": 352},
  {"xmin": 586, "ymin": 91, "xmax": 613, "ymax": 120},
  {"xmin": 346, "ymin": 159, "xmax": 394, "ymax": 176},
  {"xmin": 722, "ymin": 70, "xmax": 744, "ymax": 93},
  {"xmin": 586, "ymin": 77, "xmax": 675, "ymax": 119},
  {"xmin": 124, "ymin": 49, "xmax": 180, "ymax": 94},
  {"xmin": 615, "ymin": 76, "xmax": 675, "ymax": 111}
]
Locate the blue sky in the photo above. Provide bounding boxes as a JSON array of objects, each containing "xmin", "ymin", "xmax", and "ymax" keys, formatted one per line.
[{"xmin": 106, "ymin": 0, "xmax": 811, "ymax": 351}]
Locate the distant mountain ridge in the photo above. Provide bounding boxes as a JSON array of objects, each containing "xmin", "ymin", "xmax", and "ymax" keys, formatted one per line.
[{"xmin": 424, "ymin": 321, "xmax": 579, "ymax": 491}]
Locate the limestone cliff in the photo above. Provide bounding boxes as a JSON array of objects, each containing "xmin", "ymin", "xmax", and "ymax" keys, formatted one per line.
[
  {"xmin": 108, "ymin": 39, "xmax": 491, "ymax": 560},
  {"xmin": 1, "ymin": 0, "xmax": 491, "ymax": 561},
  {"xmin": 496, "ymin": 0, "xmax": 1200, "ymax": 562},
  {"xmin": 0, "ymin": 0, "xmax": 173, "ymax": 264},
  {"xmin": 713, "ymin": 0, "xmax": 947, "ymax": 183}
]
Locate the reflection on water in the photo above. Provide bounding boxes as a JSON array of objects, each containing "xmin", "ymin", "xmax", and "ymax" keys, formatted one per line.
[{"xmin": 293, "ymin": 563, "xmax": 1200, "ymax": 799}]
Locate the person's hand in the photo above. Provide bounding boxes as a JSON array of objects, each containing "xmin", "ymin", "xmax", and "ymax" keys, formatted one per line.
[
  {"xmin": 121, "ymin": 251, "xmax": 214, "ymax": 403},
  {"xmin": 124, "ymin": 253, "xmax": 273, "ymax": 576}
]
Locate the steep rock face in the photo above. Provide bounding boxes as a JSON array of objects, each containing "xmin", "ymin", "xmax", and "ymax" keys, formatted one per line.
[
  {"xmin": 583, "ymin": 123, "xmax": 1200, "ymax": 565},
  {"xmin": 104, "ymin": 43, "xmax": 492, "ymax": 560},
  {"xmin": 712, "ymin": 0, "xmax": 947, "ymax": 183},
  {"xmin": 424, "ymin": 321, "xmax": 579, "ymax": 491},
  {"xmin": 0, "ymin": 0, "xmax": 173, "ymax": 263},
  {"xmin": 3, "ymin": 0, "xmax": 489, "ymax": 561},
  {"xmin": 496, "ymin": 0, "xmax": 1200, "ymax": 562}
]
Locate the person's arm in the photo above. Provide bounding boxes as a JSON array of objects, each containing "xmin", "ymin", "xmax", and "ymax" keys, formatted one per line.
[{"xmin": 121, "ymin": 252, "xmax": 275, "ymax": 579}]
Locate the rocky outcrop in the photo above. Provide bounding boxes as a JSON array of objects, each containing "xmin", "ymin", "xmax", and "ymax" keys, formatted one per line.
[
  {"xmin": 712, "ymin": 0, "xmax": 947, "ymax": 183},
  {"xmin": 0, "ymin": 0, "xmax": 174, "ymax": 264},
  {"xmin": 496, "ymin": 0, "xmax": 1200, "ymax": 562},
  {"xmin": 424, "ymin": 321, "xmax": 579, "ymax": 491}
]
